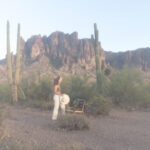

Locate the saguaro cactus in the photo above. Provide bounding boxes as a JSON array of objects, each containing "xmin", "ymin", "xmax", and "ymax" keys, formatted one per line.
[
  {"xmin": 7, "ymin": 21, "xmax": 13, "ymax": 85},
  {"xmin": 94, "ymin": 23, "xmax": 101, "ymax": 72},
  {"xmin": 15, "ymin": 24, "xmax": 21, "ymax": 85},
  {"xmin": 12, "ymin": 24, "xmax": 21, "ymax": 103},
  {"xmin": 92, "ymin": 23, "xmax": 103, "ymax": 92},
  {"xmin": 6, "ymin": 22, "xmax": 22, "ymax": 103}
]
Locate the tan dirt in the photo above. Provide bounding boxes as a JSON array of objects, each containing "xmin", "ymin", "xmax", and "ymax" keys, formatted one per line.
[{"xmin": 1, "ymin": 105, "xmax": 150, "ymax": 150}]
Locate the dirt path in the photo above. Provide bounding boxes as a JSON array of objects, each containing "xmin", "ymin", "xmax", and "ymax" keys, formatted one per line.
[{"xmin": 1, "ymin": 105, "xmax": 150, "ymax": 150}]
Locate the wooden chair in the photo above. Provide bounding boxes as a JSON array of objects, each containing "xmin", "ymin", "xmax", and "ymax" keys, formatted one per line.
[{"xmin": 66, "ymin": 98, "xmax": 85, "ymax": 114}]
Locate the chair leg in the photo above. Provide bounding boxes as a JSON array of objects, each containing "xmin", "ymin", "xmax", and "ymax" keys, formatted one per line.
[{"xmin": 82, "ymin": 104, "xmax": 85, "ymax": 113}]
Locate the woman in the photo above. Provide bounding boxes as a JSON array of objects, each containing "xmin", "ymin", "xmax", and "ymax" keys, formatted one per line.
[{"xmin": 52, "ymin": 76, "xmax": 65, "ymax": 120}]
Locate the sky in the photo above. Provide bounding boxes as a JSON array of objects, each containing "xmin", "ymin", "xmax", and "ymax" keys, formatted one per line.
[{"xmin": 0, "ymin": 0, "xmax": 150, "ymax": 59}]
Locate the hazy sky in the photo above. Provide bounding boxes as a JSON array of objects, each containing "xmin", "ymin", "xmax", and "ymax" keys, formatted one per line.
[{"xmin": 0, "ymin": 0, "xmax": 150, "ymax": 59}]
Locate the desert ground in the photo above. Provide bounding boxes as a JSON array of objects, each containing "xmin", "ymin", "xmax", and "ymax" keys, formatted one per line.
[{"xmin": 0, "ymin": 105, "xmax": 150, "ymax": 150}]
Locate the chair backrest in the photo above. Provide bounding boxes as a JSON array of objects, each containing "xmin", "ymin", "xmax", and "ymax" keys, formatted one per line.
[
  {"xmin": 73, "ymin": 98, "xmax": 85, "ymax": 111},
  {"xmin": 77, "ymin": 99, "xmax": 85, "ymax": 108}
]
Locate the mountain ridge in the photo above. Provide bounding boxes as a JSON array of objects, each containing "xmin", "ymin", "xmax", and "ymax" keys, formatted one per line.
[{"xmin": 1, "ymin": 31, "xmax": 150, "ymax": 73}]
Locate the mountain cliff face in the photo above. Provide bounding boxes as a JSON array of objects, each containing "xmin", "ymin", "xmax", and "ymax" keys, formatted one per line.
[
  {"xmin": 105, "ymin": 48, "xmax": 150, "ymax": 71},
  {"xmin": 21, "ymin": 32, "xmax": 105, "ymax": 71},
  {"xmin": 1, "ymin": 31, "xmax": 149, "ymax": 82},
  {"xmin": 21, "ymin": 31, "xmax": 150, "ymax": 72},
  {"xmin": 1, "ymin": 31, "xmax": 150, "ymax": 75}
]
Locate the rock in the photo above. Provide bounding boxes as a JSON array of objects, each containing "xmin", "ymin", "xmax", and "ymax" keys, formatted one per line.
[
  {"xmin": 105, "ymin": 47, "xmax": 150, "ymax": 71},
  {"xmin": 18, "ymin": 31, "xmax": 150, "ymax": 72},
  {"xmin": 24, "ymin": 35, "xmax": 45, "ymax": 60},
  {"xmin": 22, "ymin": 31, "xmax": 105, "ymax": 69}
]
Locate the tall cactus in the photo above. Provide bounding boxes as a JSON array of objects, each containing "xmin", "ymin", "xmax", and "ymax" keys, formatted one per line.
[
  {"xmin": 15, "ymin": 24, "xmax": 21, "ymax": 85},
  {"xmin": 7, "ymin": 22, "xmax": 22, "ymax": 104},
  {"xmin": 12, "ymin": 24, "xmax": 21, "ymax": 103},
  {"xmin": 92, "ymin": 23, "xmax": 103, "ymax": 92},
  {"xmin": 94, "ymin": 23, "xmax": 101, "ymax": 72},
  {"xmin": 7, "ymin": 21, "xmax": 13, "ymax": 85}
]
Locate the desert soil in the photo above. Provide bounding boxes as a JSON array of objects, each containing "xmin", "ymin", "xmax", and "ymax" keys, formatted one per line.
[{"xmin": 1, "ymin": 105, "xmax": 150, "ymax": 150}]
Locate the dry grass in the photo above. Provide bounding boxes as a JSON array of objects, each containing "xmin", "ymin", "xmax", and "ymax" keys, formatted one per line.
[
  {"xmin": 57, "ymin": 114, "xmax": 89, "ymax": 131},
  {"xmin": 0, "ymin": 138, "xmax": 50, "ymax": 150},
  {"xmin": 0, "ymin": 138, "xmax": 90, "ymax": 150}
]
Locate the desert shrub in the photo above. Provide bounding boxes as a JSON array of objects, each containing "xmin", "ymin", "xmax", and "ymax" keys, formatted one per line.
[
  {"xmin": 86, "ymin": 95, "xmax": 112, "ymax": 116},
  {"xmin": 20, "ymin": 76, "xmax": 53, "ymax": 109},
  {"xmin": 61, "ymin": 75, "xmax": 105, "ymax": 103},
  {"xmin": 61, "ymin": 75, "xmax": 94, "ymax": 101},
  {"xmin": 136, "ymin": 84, "xmax": 150, "ymax": 109},
  {"xmin": 57, "ymin": 114, "xmax": 89, "ymax": 131},
  {"xmin": 109, "ymin": 68, "xmax": 150, "ymax": 109},
  {"xmin": 61, "ymin": 75, "xmax": 112, "ymax": 116},
  {"xmin": 21, "ymin": 76, "xmax": 53, "ymax": 101},
  {"xmin": 0, "ymin": 82, "xmax": 11, "ymax": 103},
  {"xmin": 104, "ymin": 68, "xmax": 111, "ymax": 76}
]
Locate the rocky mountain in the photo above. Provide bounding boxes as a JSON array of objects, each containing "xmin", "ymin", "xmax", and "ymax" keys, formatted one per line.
[
  {"xmin": 1, "ymin": 31, "xmax": 150, "ymax": 80},
  {"xmin": 21, "ymin": 31, "xmax": 105, "ymax": 71},
  {"xmin": 20, "ymin": 31, "xmax": 150, "ymax": 72},
  {"xmin": 105, "ymin": 47, "xmax": 150, "ymax": 71}
]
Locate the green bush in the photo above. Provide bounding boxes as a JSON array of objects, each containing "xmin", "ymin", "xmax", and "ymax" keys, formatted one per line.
[
  {"xmin": 57, "ymin": 114, "xmax": 89, "ymax": 131},
  {"xmin": 21, "ymin": 76, "xmax": 53, "ymax": 101},
  {"xmin": 109, "ymin": 68, "xmax": 150, "ymax": 109},
  {"xmin": 61, "ymin": 75, "xmax": 94, "ymax": 101},
  {"xmin": 0, "ymin": 82, "xmax": 11, "ymax": 103},
  {"xmin": 86, "ymin": 95, "xmax": 112, "ymax": 116},
  {"xmin": 61, "ymin": 76, "xmax": 103, "ymax": 102},
  {"xmin": 104, "ymin": 68, "xmax": 111, "ymax": 76},
  {"xmin": 20, "ymin": 76, "xmax": 53, "ymax": 109},
  {"xmin": 61, "ymin": 75, "xmax": 111, "ymax": 116}
]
